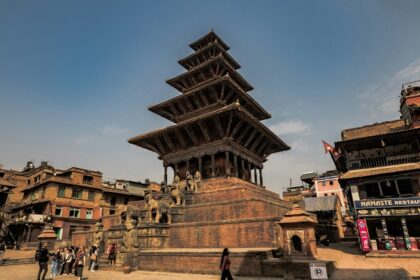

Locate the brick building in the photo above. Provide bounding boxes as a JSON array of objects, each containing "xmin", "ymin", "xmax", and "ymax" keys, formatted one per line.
[
  {"xmin": 0, "ymin": 162, "xmax": 144, "ymax": 246},
  {"xmin": 331, "ymin": 81, "xmax": 420, "ymax": 252}
]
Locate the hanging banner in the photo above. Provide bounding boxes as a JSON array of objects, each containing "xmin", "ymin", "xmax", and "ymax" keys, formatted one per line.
[{"xmin": 356, "ymin": 219, "xmax": 371, "ymax": 252}]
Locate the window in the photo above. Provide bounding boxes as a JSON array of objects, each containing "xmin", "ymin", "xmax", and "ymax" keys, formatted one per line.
[
  {"xmin": 110, "ymin": 196, "xmax": 116, "ymax": 206},
  {"xmin": 69, "ymin": 208, "xmax": 80, "ymax": 218},
  {"xmin": 397, "ymin": 179, "xmax": 414, "ymax": 196},
  {"xmin": 27, "ymin": 179, "xmax": 31, "ymax": 185},
  {"xmin": 324, "ymin": 193, "xmax": 328, "ymax": 196},
  {"xmin": 110, "ymin": 209, "xmax": 115, "ymax": 215},
  {"xmin": 55, "ymin": 207, "xmax": 62, "ymax": 216},
  {"xmin": 58, "ymin": 186, "xmax": 65, "ymax": 197},
  {"xmin": 71, "ymin": 188, "xmax": 82, "ymax": 199},
  {"xmin": 380, "ymin": 180, "xmax": 398, "ymax": 198},
  {"xmin": 322, "ymin": 181, "xmax": 326, "ymax": 186},
  {"xmin": 86, "ymin": 209, "xmax": 93, "ymax": 219},
  {"xmin": 83, "ymin": 175, "xmax": 93, "ymax": 185},
  {"xmin": 88, "ymin": 191, "xmax": 95, "ymax": 201},
  {"xmin": 329, "ymin": 180, "xmax": 334, "ymax": 186},
  {"xmin": 364, "ymin": 183, "xmax": 381, "ymax": 199}
]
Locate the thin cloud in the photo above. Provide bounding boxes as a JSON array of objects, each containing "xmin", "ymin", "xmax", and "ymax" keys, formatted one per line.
[
  {"xmin": 269, "ymin": 120, "xmax": 310, "ymax": 135},
  {"xmin": 102, "ymin": 125, "xmax": 129, "ymax": 136},
  {"xmin": 359, "ymin": 58, "xmax": 420, "ymax": 119},
  {"xmin": 74, "ymin": 136, "xmax": 95, "ymax": 145}
]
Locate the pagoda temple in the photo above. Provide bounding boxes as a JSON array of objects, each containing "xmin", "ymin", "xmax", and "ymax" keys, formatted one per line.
[{"xmin": 128, "ymin": 31, "xmax": 290, "ymax": 185}]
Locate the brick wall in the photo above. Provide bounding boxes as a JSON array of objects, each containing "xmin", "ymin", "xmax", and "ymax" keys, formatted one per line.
[{"xmin": 169, "ymin": 218, "xmax": 282, "ymax": 248}]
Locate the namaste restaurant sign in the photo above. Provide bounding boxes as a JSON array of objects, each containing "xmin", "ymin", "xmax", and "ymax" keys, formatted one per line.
[{"xmin": 355, "ymin": 197, "xmax": 420, "ymax": 209}]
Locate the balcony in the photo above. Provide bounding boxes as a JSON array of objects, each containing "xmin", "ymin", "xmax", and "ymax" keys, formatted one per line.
[{"xmin": 346, "ymin": 151, "xmax": 420, "ymax": 170}]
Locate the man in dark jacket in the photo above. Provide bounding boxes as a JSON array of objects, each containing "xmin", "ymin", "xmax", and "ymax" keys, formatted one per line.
[{"xmin": 37, "ymin": 242, "xmax": 50, "ymax": 280}]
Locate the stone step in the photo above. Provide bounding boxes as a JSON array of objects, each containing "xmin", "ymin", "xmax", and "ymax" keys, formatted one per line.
[{"xmin": 0, "ymin": 257, "xmax": 36, "ymax": 266}]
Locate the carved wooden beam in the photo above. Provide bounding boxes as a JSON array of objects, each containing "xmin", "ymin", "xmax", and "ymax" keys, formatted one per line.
[
  {"xmin": 198, "ymin": 120, "xmax": 211, "ymax": 142},
  {"xmin": 200, "ymin": 92, "xmax": 210, "ymax": 106},
  {"xmin": 219, "ymin": 82, "xmax": 226, "ymax": 100},
  {"xmin": 250, "ymin": 134, "xmax": 265, "ymax": 152},
  {"xmin": 213, "ymin": 115, "xmax": 224, "ymax": 138},
  {"xmin": 155, "ymin": 136, "xmax": 167, "ymax": 154},
  {"xmin": 177, "ymin": 100, "xmax": 187, "ymax": 115},
  {"xmin": 225, "ymin": 87, "xmax": 236, "ymax": 102},
  {"xmin": 256, "ymin": 141, "xmax": 268, "ymax": 155},
  {"xmin": 225, "ymin": 112, "xmax": 233, "ymax": 137},
  {"xmin": 141, "ymin": 141, "xmax": 160, "ymax": 154},
  {"xmin": 229, "ymin": 119, "xmax": 244, "ymax": 138},
  {"xmin": 244, "ymin": 129, "xmax": 258, "ymax": 148},
  {"xmin": 163, "ymin": 134, "xmax": 176, "ymax": 152},
  {"xmin": 192, "ymin": 96, "xmax": 203, "ymax": 109},
  {"xmin": 236, "ymin": 125, "xmax": 252, "ymax": 144},
  {"xmin": 169, "ymin": 103, "xmax": 180, "ymax": 117},
  {"xmin": 184, "ymin": 96, "xmax": 195, "ymax": 112},
  {"xmin": 184, "ymin": 125, "xmax": 200, "ymax": 146},
  {"xmin": 174, "ymin": 128, "xmax": 188, "ymax": 147}
]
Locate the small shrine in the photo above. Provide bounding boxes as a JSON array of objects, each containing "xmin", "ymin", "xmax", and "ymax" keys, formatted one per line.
[{"xmin": 279, "ymin": 204, "xmax": 318, "ymax": 258}]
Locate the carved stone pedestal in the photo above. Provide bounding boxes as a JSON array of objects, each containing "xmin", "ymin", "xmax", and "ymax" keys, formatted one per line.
[
  {"xmin": 138, "ymin": 223, "xmax": 169, "ymax": 248},
  {"xmin": 183, "ymin": 190, "xmax": 194, "ymax": 205},
  {"xmin": 116, "ymin": 251, "xmax": 139, "ymax": 272},
  {"xmin": 171, "ymin": 206, "xmax": 185, "ymax": 223}
]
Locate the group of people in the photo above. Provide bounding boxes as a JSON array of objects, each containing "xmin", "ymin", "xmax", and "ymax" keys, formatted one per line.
[
  {"xmin": 35, "ymin": 242, "xmax": 99, "ymax": 280},
  {"xmin": 34, "ymin": 241, "xmax": 232, "ymax": 280}
]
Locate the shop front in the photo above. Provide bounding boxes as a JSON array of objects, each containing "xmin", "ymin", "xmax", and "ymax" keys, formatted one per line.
[{"xmin": 355, "ymin": 197, "xmax": 420, "ymax": 251}]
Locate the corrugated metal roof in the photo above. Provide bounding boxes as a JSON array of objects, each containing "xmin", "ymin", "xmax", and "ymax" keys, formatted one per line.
[{"xmin": 301, "ymin": 196, "xmax": 337, "ymax": 212}]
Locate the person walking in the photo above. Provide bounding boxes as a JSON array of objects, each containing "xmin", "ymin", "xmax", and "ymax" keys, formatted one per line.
[
  {"xmin": 74, "ymin": 246, "xmax": 86, "ymax": 280},
  {"xmin": 107, "ymin": 242, "xmax": 116, "ymax": 266},
  {"xmin": 50, "ymin": 248, "xmax": 62, "ymax": 277},
  {"xmin": 36, "ymin": 242, "xmax": 50, "ymax": 280},
  {"xmin": 89, "ymin": 245, "xmax": 98, "ymax": 271},
  {"xmin": 220, "ymin": 248, "xmax": 233, "ymax": 280}
]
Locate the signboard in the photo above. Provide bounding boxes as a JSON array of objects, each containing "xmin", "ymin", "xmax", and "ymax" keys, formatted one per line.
[
  {"xmin": 354, "ymin": 197, "xmax": 420, "ymax": 209},
  {"xmin": 309, "ymin": 263, "xmax": 328, "ymax": 280},
  {"xmin": 356, "ymin": 219, "xmax": 371, "ymax": 252},
  {"xmin": 357, "ymin": 207, "xmax": 420, "ymax": 217}
]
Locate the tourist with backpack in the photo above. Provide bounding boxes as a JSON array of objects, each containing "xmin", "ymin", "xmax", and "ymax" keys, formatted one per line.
[
  {"xmin": 89, "ymin": 245, "xmax": 98, "ymax": 271},
  {"xmin": 74, "ymin": 246, "xmax": 86, "ymax": 280},
  {"xmin": 36, "ymin": 242, "xmax": 50, "ymax": 280}
]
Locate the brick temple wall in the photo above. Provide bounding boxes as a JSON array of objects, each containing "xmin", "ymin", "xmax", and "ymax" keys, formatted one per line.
[
  {"xmin": 169, "ymin": 218, "xmax": 282, "ymax": 248},
  {"xmin": 137, "ymin": 250, "xmax": 270, "ymax": 276}
]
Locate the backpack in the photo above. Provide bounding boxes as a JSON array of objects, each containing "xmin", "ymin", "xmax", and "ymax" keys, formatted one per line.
[
  {"xmin": 38, "ymin": 248, "xmax": 49, "ymax": 262},
  {"xmin": 35, "ymin": 249, "xmax": 41, "ymax": 261}
]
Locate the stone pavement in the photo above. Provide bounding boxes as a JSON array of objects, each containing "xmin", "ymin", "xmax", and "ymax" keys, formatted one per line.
[{"xmin": 1, "ymin": 243, "xmax": 420, "ymax": 280}]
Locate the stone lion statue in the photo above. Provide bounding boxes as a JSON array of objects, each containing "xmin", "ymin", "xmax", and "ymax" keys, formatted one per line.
[{"xmin": 144, "ymin": 193, "xmax": 172, "ymax": 224}]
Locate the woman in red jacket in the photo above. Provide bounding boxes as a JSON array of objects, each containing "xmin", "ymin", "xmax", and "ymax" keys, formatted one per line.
[{"xmin": 219, "ymin": 248, "xmax": 233, "ymax": 280}]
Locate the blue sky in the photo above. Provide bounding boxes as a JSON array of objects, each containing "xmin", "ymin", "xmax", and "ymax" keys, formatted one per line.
[{"xmin": 1, "ymin": 0, "xmax": 420, "ymax": 193}]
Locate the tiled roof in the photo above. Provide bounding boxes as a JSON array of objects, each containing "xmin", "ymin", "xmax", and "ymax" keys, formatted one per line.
[
  {"xmin": 341, "ymin": 119, "xmax": 406, "ymax": 141},
  {"xmin": 0, "ymin": 177, "xmax": 16, "ymax": 187}
]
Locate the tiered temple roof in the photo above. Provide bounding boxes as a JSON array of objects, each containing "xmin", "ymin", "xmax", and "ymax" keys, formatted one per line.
[{"xmin": 129, "ymin": 31, "xmax": 290, "ymax": 185}]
